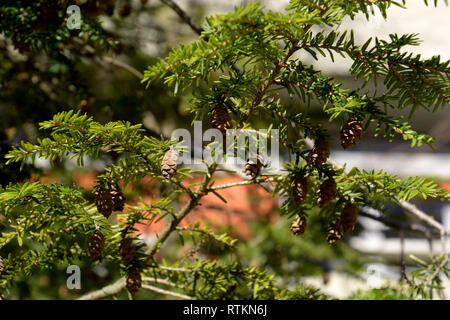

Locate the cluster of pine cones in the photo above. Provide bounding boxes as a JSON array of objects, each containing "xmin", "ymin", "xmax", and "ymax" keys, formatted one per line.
[
  {"xmin": 310, "ymin": 115, "xmax": 363, "ymax": 167},
  {"xmin": 119, "ymin": 236, "xmax": 141, "ymax": 295},
  {"xmin": 90, "ymin": 182, "xmax": 126, "ymax": 260},
  {"xmin": 88, "ymin": 228, "xmax": 141, "ymax": 295},
  {"xmin": 326, "ymin": 203, "xmax": 359, "ymax": 245},
  {"xmin": 121, "ymin": 235, "xmax": 141, "ymax": 295},
  {"xmin": 289, "ymin": 115, "xmax": 363, "ymax": 244},
  {"xmin": 290, "ymin": 200, "xmax": 359, "ymax": 245},
  {"xmin": 94, "ymin": 183, "xmax": 126, "ymax": 218},
  {"xmin": 90, "ymin": 182, "xmax": 142, "ymax": 294},
  {"xmin": 290, "ymin": 174, "xmax": 338, "ymax": 238},
  {"xmin": 291, "ymin": 174, "xmax": 337, "ymax": 209}
]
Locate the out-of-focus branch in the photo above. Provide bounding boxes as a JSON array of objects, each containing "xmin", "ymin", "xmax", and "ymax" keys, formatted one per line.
[
  {"xmin": 160, "ymin": 0, "xmax": 242, "ymax": 74},
  {"xmin": 141, "ymin": 284, "xmax": 193, "ymax": 300},
  {"xmin": 358, "ymin": 206, "xmax": 439, "ymax": 236},
  {"xmin": 208, "ymin": 177, "xmax": 274, "ymax": 191},
  {"xmin": 400, "ymin": 201, "xmax": 449, "ymax": 236},
  {"xmin": 102, "ymin": 56, "xmax": 144, "ymax": 79},
  {"xmin": 160, "ymin": 0, "xmax": 204, "ymax": 35},
  {"xmin": 142, "ymin": 277, "xmax": 179, "ymax": 288},
  {"xmin": 302, "ymin": 136, "xmax": 450, "ymax": 238},
  {"xmin": 78, "ymin": 278, "xmax": 126, "ymax": 300}
]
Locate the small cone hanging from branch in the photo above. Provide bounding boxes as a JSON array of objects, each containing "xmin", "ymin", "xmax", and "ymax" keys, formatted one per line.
[
  {"xmin": 341, "ymin": 202, "xmax": 358, "ymax": 232},
  {"xmin": 126, "ymin": 268, "xmax": 142, "ymax": 295},
  {"xmin": 211, "ymin": 103, "xmax": 232, "ymax": 137},
  {"xmin": 88, "ymin": 229, "xmax": 105, "ymax": 260},
  {"xmin": 310, "ymin": 137, "xmax": 330, "ymax": 167},
  {"xmin": 340, "ymin": 115, "xmax": 363, "ymax": 149},
  {"xmin": 111, "ymin": 183, "xmax": 126, "ymax": 212},
  {"xmin": 290, "ymin": 214, "xmax": 307, "ymax": 236},
  {"xmin": 161, "ymin": 146, "xmax": 178, "ymax": 180},
  {"xmin": 95, "ymin": 185, "xmax": 114, "ymax": 218},
  {"xmin": 327, "ymin": 222, "xmax": 343, "ymax": 245},
  {"xmin": 317, "ymin": 178, "xmax": 337, "ymax": 207},
  {"xmin": 119, "ymin": 237, "xmax": 136, "ymax": 264},
  {"xmin": 244, "ymin": 154, "xmax": 264, "ymax": 177},
  {"xmin": 292, "ymin": 175, "xmax": 308, "ymax": 205}
]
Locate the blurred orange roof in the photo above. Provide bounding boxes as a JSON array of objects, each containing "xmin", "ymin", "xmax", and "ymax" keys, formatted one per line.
[
  {"xmin": 69, "ymin": 170, "xmax": 279, "ymax": 240},
  {"xmin": 134, "ymin": 175, "xmax": 279, "ymax": 240}
]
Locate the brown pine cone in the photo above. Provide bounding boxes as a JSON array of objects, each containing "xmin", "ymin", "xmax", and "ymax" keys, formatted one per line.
[
  {"xmin": 244, "ymin": 154, "xmax": 264, "ymax": 177},
  {"xmin": 95, "ymin": 185, "xmax": 114, "ymax": 218},
  {"xmin": 327, "ymin": 223, "xmax": 343, "ymax": 245},
  {"xmin": 126, "ymin": 268, "xmax": 142, "ymax": 295},
  {"xmin": 111, "ymin": 183, "xmax": 126, "ymax": 212},
  {"xmin": 119, "ymin": 238, "xmax": 136, "ymax": 263},
  {"xmin": 88, "ymin": 230, "xmax": 105, "ymax": 260},
  {"xmin": 161, "ymin": 147, "xmax": 178, "ymax": 180},
  {"xmin": 341, "ymin": 202, "xmax": 358, "ymax": 232},
  {"xmin": 290, "ymin": 215, "xmax": 307, "ymax": 236},
  {"xmin": 310, "ymin": 137, "xmax": 330, "ymax": 167},
  {"xmin": 211, "ymin": 104, "xmax": 232, "ymax": 137},
  {"xmin": 292, "ymin": 176, "xmax": 308, "ymax": 205},
  {"xmin": 340, "ymin": 115, "xmax": 363, "ymax": 149},
  {"xmin": 317, "ymin": 178, "xmax": 337, "ymax": 207}
]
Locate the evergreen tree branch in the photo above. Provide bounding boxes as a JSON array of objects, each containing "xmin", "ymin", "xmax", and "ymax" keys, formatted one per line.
[
  {"xmin": 301, "ymin": 136, "xmax": 450, "ymax": 236},
  {"xmin": 358, "ymin": 206, "xmax": 442, "ymax": 236},
  {"xmin": 78, "ymin": 164, "xmax": 218, "ymax": 300},
  {"xmin": 279, "ymin": 60, "xmax": 436, "ymax": 147},
  {"xmin": 298, "ymin": 33, "xmax": 450, "ymax": 111},
  {"xmin": 244, "ymin": 44, "xmax": 300, "ymax": 122},
  {"xmin": 145, "ymin": 163, "xmax": 217, "ymax": 256},
  {"xmin": 244, "ymin": 5, "xmax": 332, "ymax": 122}
]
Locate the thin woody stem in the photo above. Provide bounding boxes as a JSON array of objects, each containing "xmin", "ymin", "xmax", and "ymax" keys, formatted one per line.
[
  {"xmin": 141, "ymin": 284, "xmax": 194, "ymax": 300},
  {"xmin": 243, "ymin": 5, "xmax": 331, "ymax": 123},
  {"xmin": 159, "ymin": 0, "xmax": 242, "ymax": 74},
  {"xmin": 160, "ymin": 0, "xmax": 204, "ymax": 36}
]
